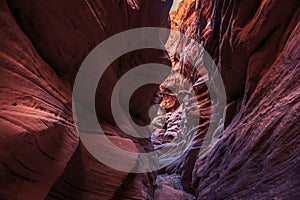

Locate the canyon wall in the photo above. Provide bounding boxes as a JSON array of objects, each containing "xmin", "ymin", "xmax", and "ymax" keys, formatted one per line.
[
  {"xmin": 0, "ymin": 1, "xmax": 78, "ymax": 199},
  {"xmin": 170, "ymin": 0, "xmax": 300, "ymax": 199},
  {"xmin": 0, "ymin": 0, "xmax": 299, "ymax": 199},
  {"xmin": 1, "ymin": 0, "xmax": 172, "ymax": 199}
]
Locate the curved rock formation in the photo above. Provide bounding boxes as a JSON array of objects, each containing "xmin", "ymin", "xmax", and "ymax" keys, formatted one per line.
[
  {"xmin": 1, "ymin": 0, "xmax": 172, "ymax": 199},
  {"xmin": 167, "ymin": 0, "xmax": 300, "ymax": 199},
  {"xmin": 1, "ymin": 0, "xmax": 299, "ymax": 199},
  {"xmin": 0, "ymin": 1, "xmax": 78, "ymax": 199}
]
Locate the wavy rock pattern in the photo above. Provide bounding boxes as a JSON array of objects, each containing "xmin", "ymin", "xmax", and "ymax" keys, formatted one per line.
[
  {"xmin": 1, "ymin": 0, "xmax": 172, "ymax": 199},
  {"xmin": 1, "ymin": 0, "xmax": 299, "ymax": 199},
  {"xmin": 0, "ymin": 1, "xmax": 78, "ymax": 199},
  {"xmin": 169, "ymin": 0, "xmax": 300, "ymax": 199}
]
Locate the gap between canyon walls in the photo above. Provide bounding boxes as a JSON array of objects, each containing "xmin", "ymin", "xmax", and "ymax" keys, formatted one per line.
[{"xmin": 0, "ymin": 0, "xmax": 299, "ymax": 199}]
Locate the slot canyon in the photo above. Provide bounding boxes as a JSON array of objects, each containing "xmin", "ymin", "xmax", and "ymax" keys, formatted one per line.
[{"xmin": 0, "ymin": 0, "xmax": 299, "ymax": 199}]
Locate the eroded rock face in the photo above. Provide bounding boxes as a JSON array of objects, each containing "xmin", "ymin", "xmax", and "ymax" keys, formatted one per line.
[
  {"xmin": 0, "ymin": 1, "xmax": 78, "ymax": 199},
  {"xmin": 7, "ymin": 0, "xmax": 172, "ymax": 83},
  {"xmin": 152, "ymin": 2, "xmax": 214, "ymax": 194},
  {"xmin": 1, "ymin": 0, "xmax": 173, "ymax": 199},
  {"xmin": 7, "ymin": 0, "xmax": 172, "ymax": 124},
  {"xmin": 193, "ymin": 18, "xmax": 300, "ymax": 199},
  {"xmin": 154, "ymin": 174, "xmax": 195, "ymax": 200},
  {"xmin": 167, "ymin": 0, "xmax": 300, "ymax": 199},
  {"xmin": 1, "ymin": 0, "xmax": 299, "ymax": 199}
]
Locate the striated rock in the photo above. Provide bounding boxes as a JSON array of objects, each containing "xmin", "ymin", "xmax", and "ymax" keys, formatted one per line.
[
  {"xmin": 154, "ymin": 174, "xmax": 195, "ymax": 200},
  {"xmin": 151, "ymin": 50, "xmax": 213, "ymax": 194},
  {"xmin": 1, "ymin": 0, "xmax": 299, "ymax": 199},
  {"xmin": 152, "ymin": 2, "xmax": 214, "ymax": 194},
  {"xmin": 7, "ymin": 0, "xmax": 172, "ymax": 83},
  {"xmin": 155, "ymin": 183, "xmax": 195, "ymax": 200},
  {"xmin": 193, "ymin": 16, "xmax": 300, "ymax": 199},
  {"xmin": 8, "ymin": 0, "xmax": 173, "ymax": 126},
  {"xmin": 46, "ymin": 139, "xmax": 138, "ymax": 200},
  {"xmin": 170, "ymin": 0, "xmax": 195, "ymax": 31},
  {"xmin": 167, "ymin": 0, "xmax": 300, "ymax": 199},
  {"xmin": 2, "ymin": 0, "xmax": 173, "ymax": 199},
  {"xmin": 0, "ymin": 1, "xmax": 79, "ymax": 199}
]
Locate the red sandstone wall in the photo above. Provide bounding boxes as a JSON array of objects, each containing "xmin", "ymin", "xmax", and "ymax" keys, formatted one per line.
[
  {"xmin": 1, "ymin": 0, "xmax": 299, "ymax": 199},
  {"xmin": 171, "ymin": 0, "xmax": 300, "ymax": 199}
]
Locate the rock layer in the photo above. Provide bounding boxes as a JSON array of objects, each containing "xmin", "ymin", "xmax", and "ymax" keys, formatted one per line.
[
  {"xmin": 1, "ymin": 0, "xmax": 172, "ymax": 199},
  {"xmin": 0, "ymin": 1, "xmax": 78, "ymax": 199},
  {"xmin": 1, "ymin": 0, "xmax": 299, "ymax": 199},
  {"xmin": 168, "ymin": 0, "xmax": 300, "ymax": 199}
]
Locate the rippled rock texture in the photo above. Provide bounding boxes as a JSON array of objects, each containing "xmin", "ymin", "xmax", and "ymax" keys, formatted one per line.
[
  {"xmin": 167, "ymin": 0, "xmax": 300, "ymax": 199},
  {"xmin": 0, "ymin": 1, "xmax": 78, "ymax": 199},
  {"xmin": 1, "ymin": 0, "xmax": 172, "ymax": 199},
  {"xmin": 1, "ymin": 0, "xmax": 300, "ymax": 199},
  {"xmin": 154, "ymin": 174, "xmax": 195, "ymax": 200}
]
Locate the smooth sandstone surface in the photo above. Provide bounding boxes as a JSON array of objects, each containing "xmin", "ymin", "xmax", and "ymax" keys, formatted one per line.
[{"xmin": 0, "ymin": 0, "xmax": 299, "ymax": 199}]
